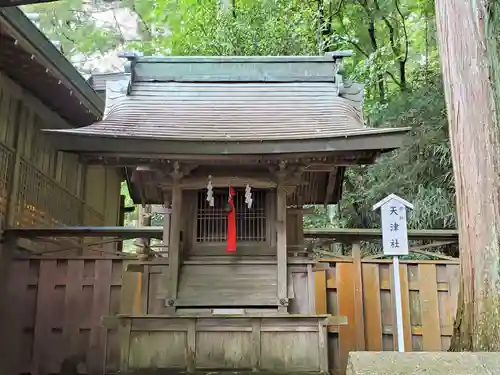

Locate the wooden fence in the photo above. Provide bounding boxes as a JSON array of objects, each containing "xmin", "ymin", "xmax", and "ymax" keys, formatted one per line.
[
  {"xmin": 314, "ymin": 252, "xmax": 459, "ymax": 374},
  {"xmin": 4, "ymin": 258, "xmax": 124, "ymax": 374},
  {"xmin": 2, "ymin": 254, "xmax": 460, "ymax": 375}
]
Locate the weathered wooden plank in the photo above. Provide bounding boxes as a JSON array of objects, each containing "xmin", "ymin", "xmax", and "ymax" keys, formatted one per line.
[
  {"xmin": 251, "ymin": 319, "xmax": 261, "ymax": 371},
  {"xmin": 118, "ymin": 319, "xmax": 131, "ymax": 371},
  {"xmin": 32, "ymin": 261, "xmax": 58, "ymax": 375},
  {"xmin": 63, "ymin": 260, "xmax": 84, "ymax": 357},
  {"xmin": 177, "ymin": 264, "xmax": 278, "ymax": 307},
  {"xmin": 132, "ymin": 318, "xmax": 189, "ymax": 331},
  {"xmin": 128, "ymin": 331, "xmax": 187, "ymax": 369},
  {"xmin": 133, "ymin": 271, "xmax": 144, "ymax": 313},
  {"xmin": 337, "ymin": 263, "xmax": 356, "ymax": 372},
  {"xmin": 314, "ymin": 269, "xmax": 327, "ymax": 314},
  {"xmin": 398, "ymin": 264, "xmax": 413, "ymax": 351},
  {"xmin": 120, "ymin": 261, "xmax": 144, "ymax": 315},
  {"xmin": 261, "ymin": 331, "xmax": 320, "ymax": 371},
  {"xmin": 419, "ymin": 264, "xmax": 442, "ymax": 350},
  {"xmin": 0, "ymin": 81, "xmax": 11, "ymax": 143},
  {"xmin": 197, "ymin": 318, "xmax": 253, "ymax": 330},
  {"xmin": 289, "ymin": 272, "xmax": 310, "ymax": 314},
  {"xmin": 446, "ymin": 265, "xmax": 460, "ymax": 327},
  {"xmin": 0, "ymin": 235, "xmax": 17, "ymax": 374},
  {"xmin": 318, "ymin": 320, "xmax": 328, "ymax": 373},
  {"xmin": 88, "ymin": 260, "xmax": 113, "ymax": 374},
  {"xmin": 306, "ymin": 264, "xmax": 315, "ymax": 313},
  {"xmin": 1, "ymin": 258, "xmax": 29, "ymax": 374},
  {"xmin": 140, "ymin": 265, "xmax": 150, "ymax": 313},
  {"xmin": 352, "ymin": 243, "xmax": 366, "ymax": 350},
  {"xmin": 362, "ymin": 263, "xmax": 383, "ymax": 350},
  {"xmin": 380, "ymin": 324, "xmax": 453, "ymax": 336},
  {"xmin": 186, "ymin": 319, "xmax": 196, "ymax": 371}
]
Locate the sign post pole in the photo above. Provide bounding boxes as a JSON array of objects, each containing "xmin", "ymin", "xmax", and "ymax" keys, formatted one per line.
[
  {"xmin": 392, "ymin": 255, "xmax": 404, "ymax": 352},
  {"xmin": 373, "ymin": 194, "xmax": 414, "ymax": 353}
]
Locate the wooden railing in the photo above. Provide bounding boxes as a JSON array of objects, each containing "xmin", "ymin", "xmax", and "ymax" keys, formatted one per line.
[{"xmin": 15, "ymin": 157, "xmax": 84, "ymax": 227}]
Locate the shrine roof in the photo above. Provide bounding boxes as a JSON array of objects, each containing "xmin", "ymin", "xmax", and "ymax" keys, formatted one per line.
[
  {"xmin": 43, "ymin": 54, "xmax": 409, "ymax": 155},
  {"xmin": 0, "ymin": 7, "xmax": 102, "ymax": 126}
]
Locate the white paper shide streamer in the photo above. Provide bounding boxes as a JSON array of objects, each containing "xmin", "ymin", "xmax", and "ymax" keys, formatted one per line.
[
  {"xmin": 245, "ymin": 184, "xmax": 253, "ymax": 209},
  {"xmin": 206, "ymin": 176, "xmax": 214, "ymax": 207}
]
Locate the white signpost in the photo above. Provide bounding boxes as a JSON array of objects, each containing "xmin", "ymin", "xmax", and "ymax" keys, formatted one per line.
[{"xmin": 373, "ymin": 194, "xmax": 413, "ymax": 353}]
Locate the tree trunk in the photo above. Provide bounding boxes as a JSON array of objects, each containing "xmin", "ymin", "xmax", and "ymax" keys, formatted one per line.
[{"xmin": 434, "ymin": 0, "xmax": 500, "ymax": 350}]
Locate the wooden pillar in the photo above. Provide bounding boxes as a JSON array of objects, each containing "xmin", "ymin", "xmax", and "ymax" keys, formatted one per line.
[
  {"xmin": 0, "ymin": 103, "xmax": 28, "ymax": 374},
  {"xmin": 276, "ymin": 179, "xmax": 288, "ymax": 313},
  {"xmin": 5, "ymin": 108, "xmax": 29, "ymax": 228},
  {"xmin": 162, "ymin": 198, "xmax": 171, "ymax": 255},
  {"xmin": 166, "ymin": 181, "xmax": 182, "ymax": 312},
  {"xmin": 136, "ymin": 204, "xmax": 151, "ymax": 259}
]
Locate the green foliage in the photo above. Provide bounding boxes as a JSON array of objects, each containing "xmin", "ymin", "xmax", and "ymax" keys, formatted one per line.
[
  {"xmin": 134, "ymin": 0, "xmax": 318, "ymax": 56},
  {"xmin": 340, "ymin": 71, "xmax": 455, "ymax": 229},
  {"xmin": 25, "ymin": 0, "xmax": 455, "ymax": 231}
]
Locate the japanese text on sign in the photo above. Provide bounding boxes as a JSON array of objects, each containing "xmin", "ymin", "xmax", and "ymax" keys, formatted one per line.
[{"xmin": 380, "ymin": 200, "xmax": 409, "ymax": 256}]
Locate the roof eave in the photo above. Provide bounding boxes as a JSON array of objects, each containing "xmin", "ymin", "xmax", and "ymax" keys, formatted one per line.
[
  {"xmin": 42, "ymin": 127, "xmax": 410, "ymax": 156},
  {"xmin": 0, "ymin": 7, "xmax": 103, "ymax": 116},
  {"xmin": 0, "ymin": 0, "xmax": 57, "ymax": 6}
]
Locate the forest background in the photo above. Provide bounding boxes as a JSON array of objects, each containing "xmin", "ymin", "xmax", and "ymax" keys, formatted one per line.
[{"xmin": 23, "ymin": 0, "xmax": 454, "ymax": 232}]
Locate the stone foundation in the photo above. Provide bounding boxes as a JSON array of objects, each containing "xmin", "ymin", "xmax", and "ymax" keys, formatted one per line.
[{"xmin": 347, "ymin": 352, "xmax": 500, "ymax": 374}]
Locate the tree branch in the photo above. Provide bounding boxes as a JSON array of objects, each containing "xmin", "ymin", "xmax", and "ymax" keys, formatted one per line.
[
  {"xmin": 374, "ymin": 0, "xmax": 407, "ymax": 90},
  {"xmin": 336, "ymin": 12, "xmax": 370, "ymax": 57},
  {"xmin": 112, "ymin": 9, "xmax": 126, "ymax": 45},
  {"xmin": 386, "ymin": 70, "xmax": 402, "ymax": 86},
  {"xmin": 395, "ymin": 0, "xmax": 409, "ymax": 64},
  {"xmin": 50, "ymin": 11, "xmax": 76, "ymax": 45},
  {"xmin": 130, "ymin": 0, "xmax": 152, "ymax": 41}
]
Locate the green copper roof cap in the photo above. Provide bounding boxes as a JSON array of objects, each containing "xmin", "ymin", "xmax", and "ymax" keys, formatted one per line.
[{"xmin": 127, "ymin": 52, "xmax": 353, "ymax": 83}]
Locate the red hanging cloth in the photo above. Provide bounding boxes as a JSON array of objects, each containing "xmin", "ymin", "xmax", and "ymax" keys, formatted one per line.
[{"xmin": 226, "ymin": 186, "xmax": 236, "ymax": 253}]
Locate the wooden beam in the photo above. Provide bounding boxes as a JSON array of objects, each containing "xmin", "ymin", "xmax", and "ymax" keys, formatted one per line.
[
  {"xmin": 162, "ymin": 194, "xmax": 171, "ymax": 263},
  {"xmin": 323, "ymin": 169, "xmax": 336, "ymax": 208},
  {"xmin": 304, "ymin": 228, "xmax": 459, "ymax": 242},
  {"xmin": 287, "ymin": 207, "xmax": 314, "ymax": 214},
  {"xmin": 5, "ymin": 226, "xmax": 459, "ymax": 243},
  {"xmin": 165, "ymin": 176, "xmax": 278, "ymax": 189},
  {"xmin": 80, "ymin": 150, "xmax": 380, "ymax": 164},
  {"xmin": 165, "ymin": 170, "xmax": 182, "ymax": 312}
]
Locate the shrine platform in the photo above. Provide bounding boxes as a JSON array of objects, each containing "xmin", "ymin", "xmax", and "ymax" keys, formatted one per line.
[{"xmin": 103, "ymin": 314, "xmax": 347, "ymax": 373}]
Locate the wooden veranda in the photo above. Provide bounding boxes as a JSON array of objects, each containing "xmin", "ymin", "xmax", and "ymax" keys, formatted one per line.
[{"xmin": 0, "ymin": 227, "xmax": 460, "ymax": 374}]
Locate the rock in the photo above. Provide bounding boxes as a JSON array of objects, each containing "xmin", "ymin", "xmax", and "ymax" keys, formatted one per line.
[{"xmin": 347, "ymin": 351, "xmax": 500, "ymax": 375}]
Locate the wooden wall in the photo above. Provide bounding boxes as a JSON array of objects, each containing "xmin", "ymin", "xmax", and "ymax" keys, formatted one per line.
[
  {"xmin": 0, "ymin": 71, "xmax": 121, "ymax": 231},
  {"xmin": 2, "ymin": 255, "xmax": 460, "ymax": 375}
]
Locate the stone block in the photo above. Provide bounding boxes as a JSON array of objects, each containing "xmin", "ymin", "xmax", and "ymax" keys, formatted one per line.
[{"xmin": 347, "ymin": 351, "xmax": 500, "ymax": 375}]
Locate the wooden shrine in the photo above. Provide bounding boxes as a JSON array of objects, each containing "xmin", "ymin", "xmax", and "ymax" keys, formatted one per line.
[{"xmin": 44, "ymin": 53, "xmax": 409, "ymax": 373}]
